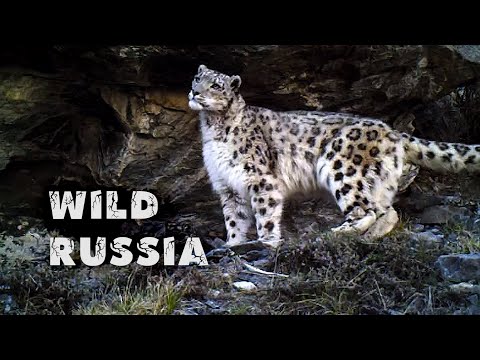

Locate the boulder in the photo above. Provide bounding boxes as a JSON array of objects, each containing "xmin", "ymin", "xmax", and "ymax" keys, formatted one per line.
[{"xmin": 436, "ymin": 253, "xmax": 480, "ymax": 282}]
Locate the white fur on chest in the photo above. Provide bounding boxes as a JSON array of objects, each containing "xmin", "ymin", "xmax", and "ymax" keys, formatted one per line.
[{"xmin": 201, "ymin": 123, "xmax": 248, "ymax": 197}]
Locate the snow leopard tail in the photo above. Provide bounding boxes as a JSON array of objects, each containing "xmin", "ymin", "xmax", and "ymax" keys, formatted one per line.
[{"xmin": 404, "ymin": 135, "xmax": 480, "ymax": 173}]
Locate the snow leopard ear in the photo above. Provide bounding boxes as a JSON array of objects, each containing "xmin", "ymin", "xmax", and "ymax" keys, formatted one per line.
[
  {"xmin": 198, "ymin": 64, "xmax": 207, "ymax": 73},
  {"xmin": 230, "ymin": 75, "xmax": 242, "ymax": 92}
]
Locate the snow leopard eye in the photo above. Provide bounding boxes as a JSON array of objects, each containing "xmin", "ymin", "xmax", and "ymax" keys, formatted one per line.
[
  {"xmin": 211, "ymin": 82, "xmax": 222, "ymax": 90},
  {"xmin": 194, "ymin": 76, "xmax": 201, "ymax": 82}
]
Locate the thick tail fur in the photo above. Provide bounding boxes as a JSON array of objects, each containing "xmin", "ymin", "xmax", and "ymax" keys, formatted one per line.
[{"xmin": 404, "ymin": 135, "xmax": 480, "ymax": 173}]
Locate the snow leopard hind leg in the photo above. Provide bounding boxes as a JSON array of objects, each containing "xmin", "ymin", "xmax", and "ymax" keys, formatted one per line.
[{"xmin": 317, "ymin": 126, "xmax": 404, "ymax": 239}]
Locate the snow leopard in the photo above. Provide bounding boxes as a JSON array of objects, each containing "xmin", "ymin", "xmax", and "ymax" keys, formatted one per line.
[{"xmin": 188, "ymin": 64, "xmax": 480, "ymax": 248}]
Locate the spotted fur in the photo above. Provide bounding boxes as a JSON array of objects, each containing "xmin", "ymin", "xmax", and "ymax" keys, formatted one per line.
[
  {"xmin": 404, "ymin": 137, "xmax": 480, "ymax": 173},
  {"xmin": 188, "ymin": 65, "xmax": 480, "ymax": 247}
]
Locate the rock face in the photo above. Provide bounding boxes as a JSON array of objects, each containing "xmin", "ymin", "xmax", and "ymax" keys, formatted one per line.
[{"xmin": 1, "ymin": 45, "xmax": 480, "ymax": 230}]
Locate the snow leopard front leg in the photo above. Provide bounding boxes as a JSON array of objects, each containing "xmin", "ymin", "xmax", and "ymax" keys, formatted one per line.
[
  {"xmin": 249, "ymin": 177, "xmax": 285, "ymax": 249},
  {"xmin": 218, "ymin": 187, "xmax": 254, "ymax": 247}
]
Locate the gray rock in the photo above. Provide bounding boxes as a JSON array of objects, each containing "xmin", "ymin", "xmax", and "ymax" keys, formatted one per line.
[
  {"xmin": 436, "ymin": 254, "xmax": 480, "ymax": 282},
  {"xmin": 252, "ymin": 259, "xmax": 273, "ymax": 269},
  {"xmin": 236, "ymin": 269, "xmax": 280, "ymax": 288},
  {"xmin": 420, "ymin": 205, "xmax": 473, "ymax": 225},
  {"xmin": 228, "ymin": 240, "xmax": 271, "ymax": 254},
  {"xmin": 204, "ymin": 300, "xmax": 221, "ymax": 309},
  {"xmin": 411, "ymin": 224, "xmax": 425, "ymax": 232},
  {"xmin": 240, "ymin": 249, "xmax": 272, "ymax": 262},
  {"xmin": 430, "ymin": 227, "xmax": 443, "ymax": 234},
  {"xmin": 206, "ymin": 247, "xmax": 234, "ymax": 260},
  {"xmin": 453, "ymin": 45, "xmax": 480, "ymax": 64},
  {"xmin": 410, "ymin": 231, "xmax": 444, "ymax": 246},
  {"xmin": 449, "ymin": 282, "xmax": 480, "ymax": 295}
]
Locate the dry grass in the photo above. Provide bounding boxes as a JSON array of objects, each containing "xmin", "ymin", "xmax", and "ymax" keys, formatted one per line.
[
  {"xmin": 252, "ymin": 229, "xmax": 474, "ymax": 315},
  {"xmin": 75, "ymin": 276, "xmax": 183, "ymax": 315}
]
